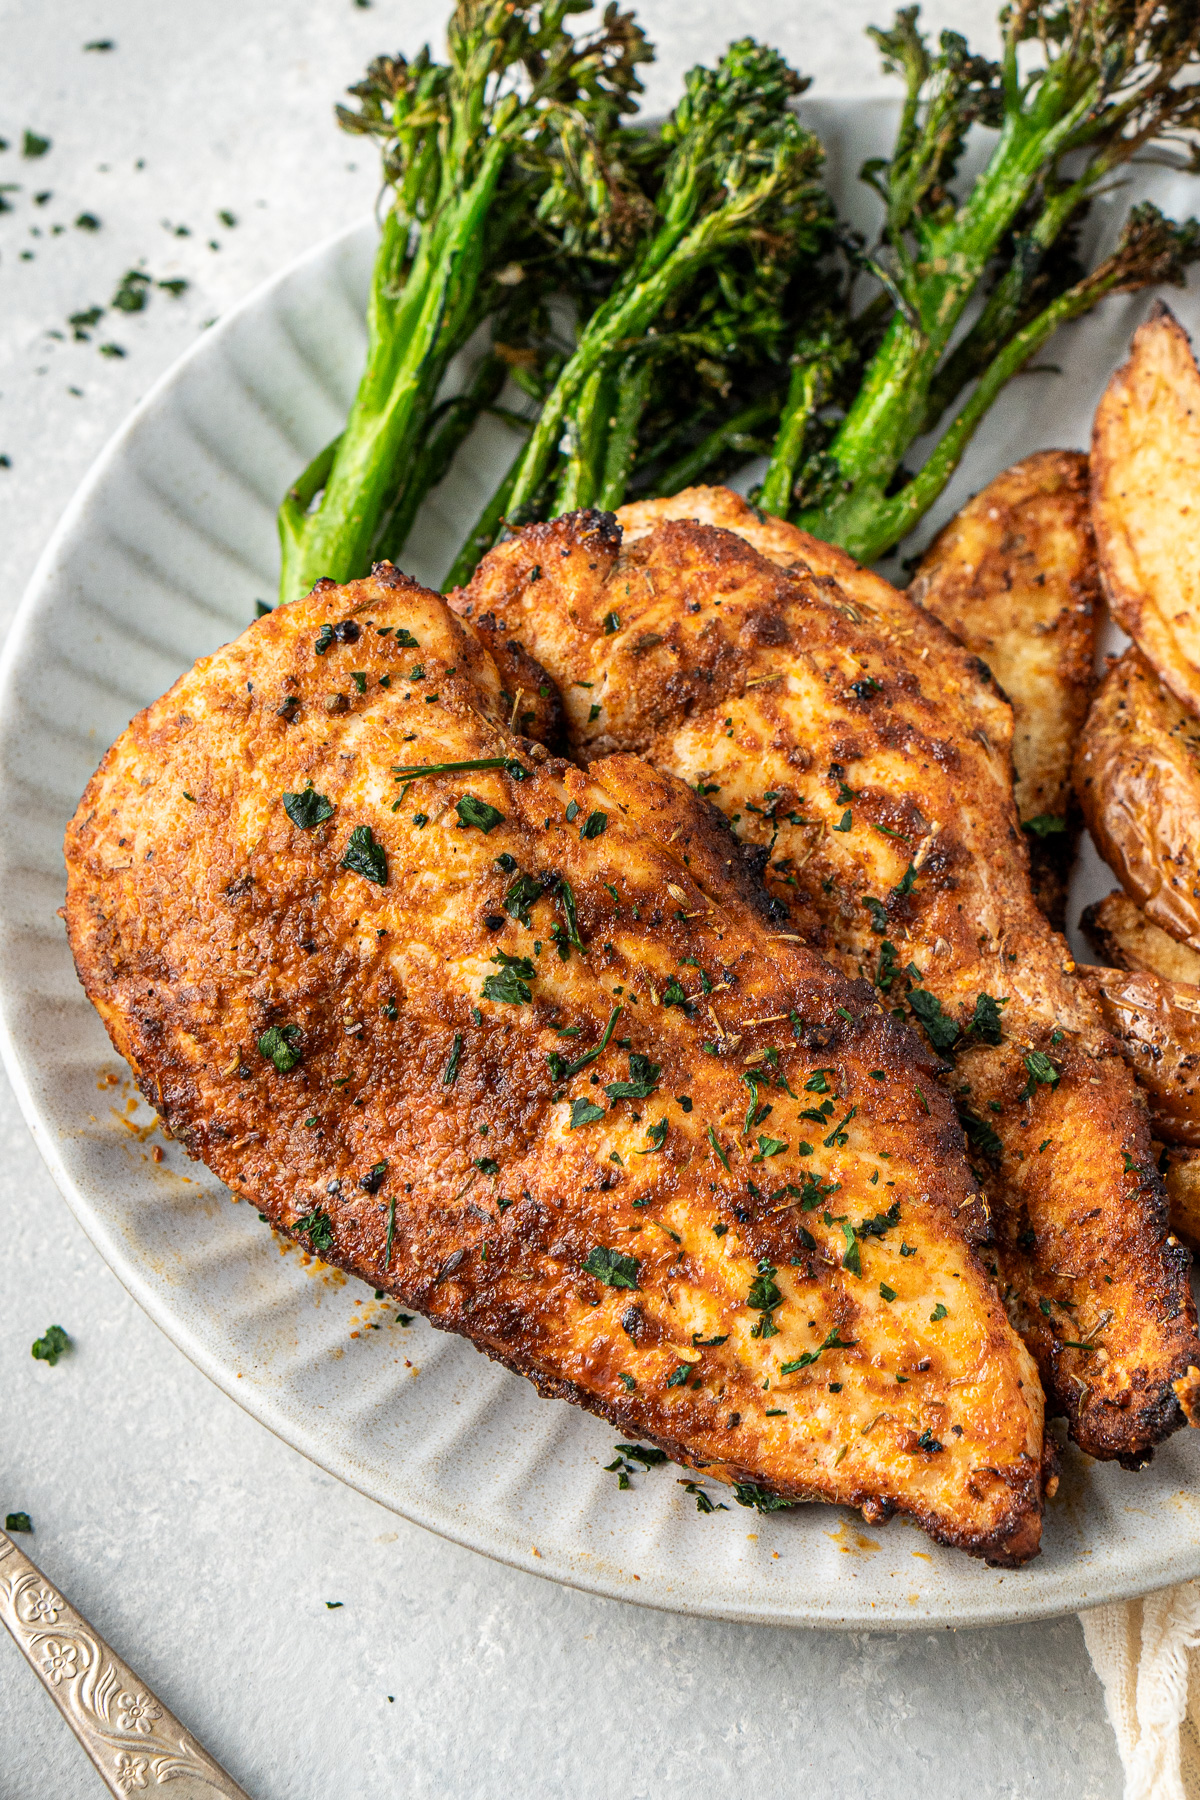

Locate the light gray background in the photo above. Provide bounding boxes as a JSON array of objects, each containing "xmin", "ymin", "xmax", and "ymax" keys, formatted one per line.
[{"xmin": 0, "ymin": 3, "xmax": 1122, "ymax": 1794}]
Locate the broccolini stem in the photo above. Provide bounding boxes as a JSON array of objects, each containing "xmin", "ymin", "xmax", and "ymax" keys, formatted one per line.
[
  {"xmin": 647, "ymin": 395, "xmax": 779, "ymax": 497},
  {"xmin": 280, "ymin": 148, "xmax": 509, "ymax": 602},
  {"xmin": 825, "ymin": 203, "xmax": 1200, "ymax": 563},
  {"xmin": 443, "ymin": 436, "xmax": 528, "ymax": 592},
  {"xmin": 759, "ymin": 357, "xmax": 827, "ymax": 517},
  {"xmin": 374, "ymin": 350, "xmax": 509, "ymax": 566},
  {"xmin": 597, "ymin": 355, "xmax": 653, "ymax": 510}
]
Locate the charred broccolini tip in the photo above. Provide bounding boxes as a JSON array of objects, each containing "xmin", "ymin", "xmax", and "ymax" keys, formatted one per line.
[
  {"xmin": 763, "ymin": 0, "xmax": 1200, "ymax": 562},
  {"xmin": 276, "ymin": 0, "xmax": 653, "ymax": 605},
  {"xmin": 446, "ymin": 37, "xmax": 833, "ymax": 586}
]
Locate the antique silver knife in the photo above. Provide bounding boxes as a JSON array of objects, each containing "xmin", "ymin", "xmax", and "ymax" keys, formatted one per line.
[{"xmin": 0, "ymin": 1526, "xmax": 250, "ymax": 1796}]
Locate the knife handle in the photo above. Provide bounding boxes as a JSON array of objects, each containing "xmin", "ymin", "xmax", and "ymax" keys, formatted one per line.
[{"xmin": 0, "ymin": 1529, "xmax": 251, "ymax": 1797}]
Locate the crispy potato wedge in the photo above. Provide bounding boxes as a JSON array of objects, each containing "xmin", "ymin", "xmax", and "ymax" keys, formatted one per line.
[
  {"xmin": 1083, "ymin": 964, "xmax": 1200, "ymax": 1147},
  {"xmin": 1082, "ymin": 889, "xmax": 1200, "ymax": 984},
  {"xmin": 1092, "ymin": 303, "xmax": 1200, "ymax": 714},
  {"xmin": 1164, "ymin": 1148, "xmax": 1200, "ymax": 1253},
  {"xmin": 1074, "ymin": 646, "xmax": 1200, "ymax": 950},
  {"xmin": 910, "ymin": 451, "xmax": 1098, "ymax": 926}
]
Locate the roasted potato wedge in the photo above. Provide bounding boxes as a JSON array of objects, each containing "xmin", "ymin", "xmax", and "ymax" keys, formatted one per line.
[
  {"xmin": 1082, "ymin": 889, "xmax": 1200, "ymax": 984},
  {"xmin": 909, "ymin": 451, "xmax": 1098, "ymax": 926},
  {"xmin": 1092, "ymin": 303, "xmax": 1200, "ymax": 715},
  {"xmin": 1074, "ymin": 646, "xmax": 1200, "ymax": 950},
  {"xmin": 1085, "ymin": 960, "xmax": 1200, "ymax": 1242},
  {"xmin": 1164, "ymin": 1148, "xmax": 1200, "ymax": 1253},
  {"xmin": 1083, "ymin": 963, "xmax": 1200, "ymax": 1147}
]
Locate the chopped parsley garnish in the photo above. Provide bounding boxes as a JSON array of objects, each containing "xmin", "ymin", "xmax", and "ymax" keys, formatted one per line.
[
  {"xmin": 618, "ymin": 1372, "xmax": 636, "ymax": 1391},
  {"xmin": 31, "ymin": 1324, "xmax": 70, "ymax": 1366},
  {"xmin": 1020, "ymin": 1050, "xmax": 1060, "ymax": 1101},
  {"xmin": 443, "ymin": 1033, "xmax": 464, "ymax": 1086},
  {"xmin": 841, "ymin": 1222, "xmax": 862, "ymax": 1277},
  {"xmin": 603, "ymin": 611, "xmax": 621, "ymax": 634},
  {"xmin": 908, "ymin": 988, "xmax": 959, "ymax": 1054},
  {"xmin": 550, "ymin": 1006, "xmax": 623, "ymax": 1083},
  {"xmin": 5, "ymin": 1512, "xmax": 32, "ymax": 1533},
  {"xmin": 958, "ymin": 1107, "xmax": 1003, "ymax": 1164},
  {"xmin": 665, "ymin": 1364, "xmax": 691, "ymax": 1387},
  {"xmin": 747, "ymin": 1259, "xmax": 783, "ymax": 1338},
  {"xmin": 390, "ymin": 755, "xmax": 526, "ymax": 782},
  {"xmin": 857, "ymin": 1201, "xmax": 901, "ymax": 1240},
  {"xmin": 930, "ymin": 1302, "xmax": 948, "ymax": 1322},
  {"xmin": 753, "ymin": 1134, "xmax": 787, "ymax": 1162},
  {"xmin": 681, "ymin": 1480, "xmax": 727, "ymax": 1513},
  {"xmin": 1022, "ymin": 813, "xmax": 1066, "ymax": 837},
  {"xmin": 661, "ymin": 977, "xmax": 688, "ymax": 1008},
  {"xmin": 706, "ymin": 1126, "xmax": 732, "ymax": 1172},
  {"xmin": 359, "ymin": 1161, "xmax": 388, "ymax": 1194},
  {"xmin": 475, "ymin": 1157, "xmax": 500, "ymax": 1176},
  {"xmin": 968, "ymin": 992, "xmax": 1006, "ymax": 1046},
  {"xmin": 779, "ymin": 1329, "xmax": 854, "ymax": 1374},
  {"xmin": 799, "ymin": 1172, "xmax": 838, "ymax": 1210},
  {"xmin": 503, "ymin": 871, "xmax": 543, "ymax": 926},
  {"xmin": 636, "ymin": 1119, "xmax": 669, "ymax": 1155},
  {"xmin": 834, "ymin": 809, "xmax": 852, "ymax": 832},
  {"xmin": 556, "ymin": 877, "xmax": 585, "ymax": 951},
  {"xmin": 569, "ymin": 1098, "xmax": 606, "ymax": 1129},
  {"xmin": 456, "ymin": 794, "xmax": 505, "ymax": 833},
  {"xmin": 733, "ymin": 1483, "xmax": 795, "ymax": 1514},
  {"xmin": 900, "ymin": 1242, "xmax": 916, "ymax": 1256},
  {"xmin": 804, "ymin": 1069, "xmax": 834, "ymax": 1093},
  {"xmin": 258, "ymin": 1024, "xmax": 302, "ymax": 1073},
  {"xmin": 879, "ymin": 1283, "xmax": 896, "ymax": 1302},
  {"xmin": 583, "ymin": 1246, "xmax": 640, "ymax": 1288},
  {"xmin": 605, "ymin": 1052, "xmax": 661, "ymax": 1101},
  {"xmin": 482, "ymin": 962, "xmax": 532, "ymax": 1004},
  {"xmin": 580, "ymin": 810, "xmax": 608, "ymax": 839},
  {"xmin": 621, "ymin": 1443, "xmax": 667, "ymax": 1468},
  {"xmin": 282, "ymin": 784, "xmax": 334, "ymax": 830},
  {"xmin": 294, "ymin": 1208, "xmax": 334, "ymax": 1253},
  {"xmin": 341, "ymin": 824, "xmax": 388, "ymax": 884},
  {"xmin": 892, "ymin": 863, "xmax": 917, "ymax": 899},
  {"xmin": 393, "ymin": 628, "xmax": 420, "ymax": 649},
  {"xmin": 315, "ymin": 624, "xmax": 335, "ymax": 654},
  {"xmin": 822, "ymin": 1105, "xmax": 857, "ymax": 1149}
]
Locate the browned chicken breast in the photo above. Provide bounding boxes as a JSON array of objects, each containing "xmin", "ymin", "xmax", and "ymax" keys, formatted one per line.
[
  {"xmin": 451, "ymin": 489, "xmax": 1200, "ymax": 1463},
  {"xmin": 63, "ymin": 566, "xmax": 1047, "ymax": 1563}
]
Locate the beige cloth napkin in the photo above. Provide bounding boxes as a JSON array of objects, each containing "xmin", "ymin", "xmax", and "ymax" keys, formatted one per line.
[{"xmin": 1083, "ymin": 1587, "xmax": 1200, "ymax": 1797}]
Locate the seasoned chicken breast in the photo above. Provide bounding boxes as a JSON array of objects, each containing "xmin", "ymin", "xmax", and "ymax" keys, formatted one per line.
[
  {"xmin": 451, "ymin": 490, "xmax": 1200, "ymax": 1463},
  {"xmin": 64, "ymin": 566, "xmax": 1046, "ymax": 1563}
]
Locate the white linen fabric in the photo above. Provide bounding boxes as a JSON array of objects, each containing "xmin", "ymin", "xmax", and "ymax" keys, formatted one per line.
[{"xmin": 1084, "ymin": 1587, "xmax": 1200, "ymax": 1797}]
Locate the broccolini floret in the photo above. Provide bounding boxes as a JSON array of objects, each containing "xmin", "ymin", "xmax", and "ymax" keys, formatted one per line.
[{"xmin": 762, "ymin": 1, "xmax": 1200, "ymax": 561}]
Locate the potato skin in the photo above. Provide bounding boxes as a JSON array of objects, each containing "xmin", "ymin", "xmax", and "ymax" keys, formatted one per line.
[
  {"xmin": 1165, "ymin": 1148, "xmax": 1200, "ymax": 1253},
  {"xmin": 1074, "ymin": 647, "xmax": 1200, "ymax": 950},
  {"xmin": 1092, "ymin": 302, "xmax": 1200, "ymax": 714},
  {"xmin": 910, "ymin": 451, "xmax": 1098, "ymax": 927},
  {"xmin": 1082, "ymin": 890, "xmax": 1200, "ymax": 985},
  {"xmin": 1083, "ymin": 964, "xmax": 1200, "ymax": 1147}
]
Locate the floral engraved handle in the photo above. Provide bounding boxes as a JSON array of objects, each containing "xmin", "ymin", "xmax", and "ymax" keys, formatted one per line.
[{"xmin": 0, "ymin": 1530, "xmax": 250, "ymax": 1796}]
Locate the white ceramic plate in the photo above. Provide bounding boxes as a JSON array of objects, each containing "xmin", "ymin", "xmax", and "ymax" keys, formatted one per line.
[{"xmin": 5, "ymin": 99, "xmax": 1200, "ymax": 1630}]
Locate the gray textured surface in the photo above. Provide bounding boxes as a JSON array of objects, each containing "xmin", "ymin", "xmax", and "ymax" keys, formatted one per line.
[{"xmin": 0, "ymin": 2, "xmax": 1122, "ymax": 1794}]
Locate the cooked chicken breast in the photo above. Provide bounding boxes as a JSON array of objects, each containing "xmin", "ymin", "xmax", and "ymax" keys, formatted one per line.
[
  {"xmin": 451, "ymin": 490, "xmax": 1200, "ymax": 1463},
  {"xmin": 64, "ymin": 566, "xmax": 1046, "ymax": 1562}
]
